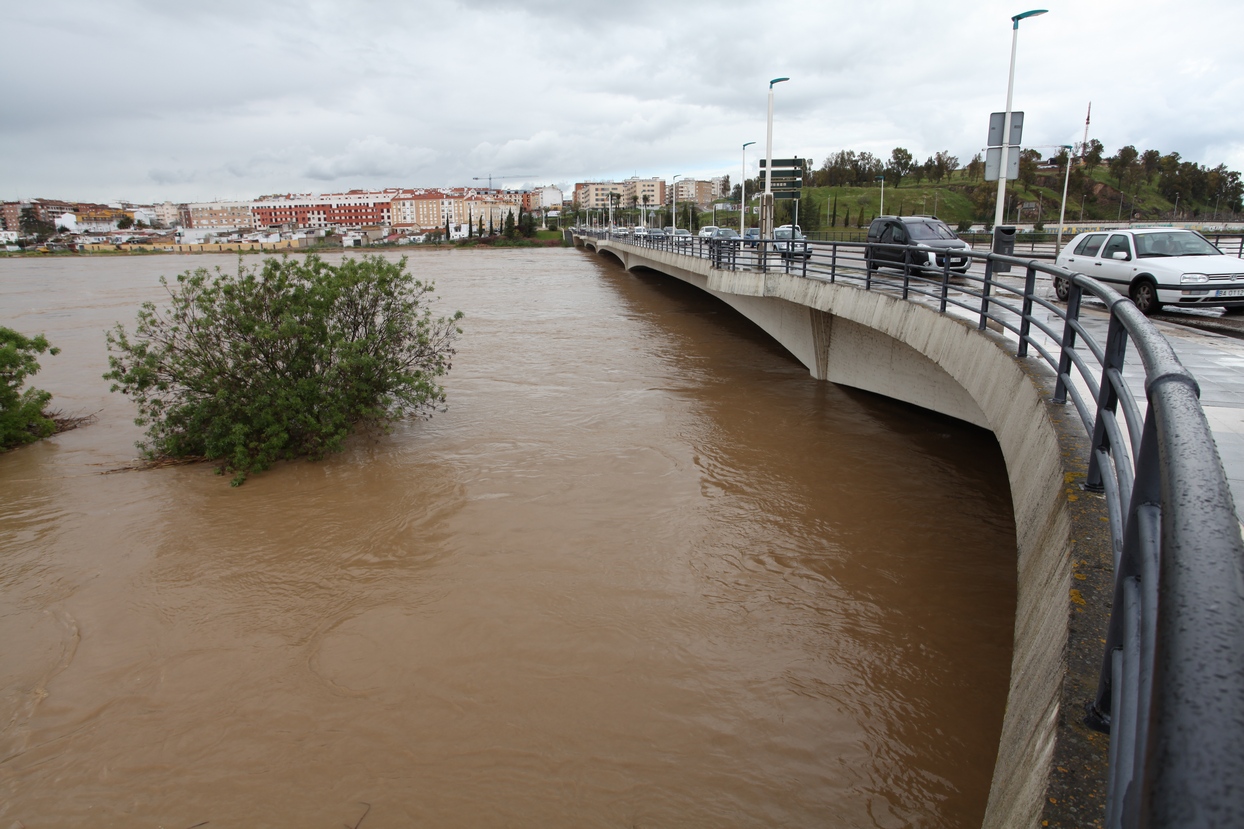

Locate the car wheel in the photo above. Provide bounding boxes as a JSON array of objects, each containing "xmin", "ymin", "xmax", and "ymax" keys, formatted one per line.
[
  {"xmin": 1054, "ymin": 275, "xmax": 1070, "ymax": 301},
  {"xmin": 1130, "ymin": 278, "xmax": 1162, "ymax": 315}
]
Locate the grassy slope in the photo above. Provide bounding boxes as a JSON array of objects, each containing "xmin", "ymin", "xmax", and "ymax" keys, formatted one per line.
[{"xmin": 772, "ymin": 167, "xmax": 1218, "ymax": 232}]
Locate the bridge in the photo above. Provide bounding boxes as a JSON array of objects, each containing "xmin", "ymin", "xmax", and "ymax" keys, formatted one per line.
[{"xmin": 570, "ymin": 229, "xmax": 1244, "ymax": 829}]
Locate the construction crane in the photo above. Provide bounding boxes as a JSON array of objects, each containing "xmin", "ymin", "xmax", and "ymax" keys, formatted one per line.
[{"xmin": 472, "ymin": 174, "xmax": 533, "ymax": 191}]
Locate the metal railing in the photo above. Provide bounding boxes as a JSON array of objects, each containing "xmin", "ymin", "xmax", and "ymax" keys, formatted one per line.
[{"xmin": 576, "ymin": 228, "xmax": 1244, "ymax": 829}]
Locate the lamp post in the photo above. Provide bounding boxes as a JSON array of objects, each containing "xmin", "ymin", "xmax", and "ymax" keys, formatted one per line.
[
  {"xmin": 741, "ymin": 141, "xmax": 755, "ymax": 236},
  {"xmin": 1173, "ymin": 192, "xmax": 1180, "ymax": 222},
  {"xmin": 1056, "ymin": 144, "xmax": 1073, "ymax": 255},
  {"xmin": 993, "ymin": 9, "xmax": 1047, "ymax": 233},
  {"xmin": 672, "ymin": 174, "xmax": 683, "ymax": 231},
  {"xmin": 876, "ymin": 175, "xmax": 885, "ymax": 216},
  {"xmin": 762, "ymin": 77, "xmax": 789, "ymax": 239}
]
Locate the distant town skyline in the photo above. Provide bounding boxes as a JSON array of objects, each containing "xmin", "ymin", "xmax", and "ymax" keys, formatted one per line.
[{"xmin": 4, "ymin": 0, "xmax": 1243, "ymax": 204}]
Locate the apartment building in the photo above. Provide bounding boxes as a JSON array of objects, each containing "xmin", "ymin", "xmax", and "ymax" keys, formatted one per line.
[
  {"xmin": 673, "ymin": 179, "xmax": 715, "ymax": 207},
  {"xmin": 574, "ymin": 181, "xmax": 626, "ymax": 210},
  {"xmin": 187, "ymin": 200, "xmax": 256, "ymax": 230},
  {"xmin": 623, "ymin": 177, "xmax": 666, "ymax": 208},
  {"xmin": 529, "ymin": 186, "xmax": 563, "ymax": 211},
  {"xmin": 390, "ymin": 190, "xmax": 514, "ymax": 232},
  {"xmin": 252, "ymin": 189, "xmax": 400, "ymax": 230}
]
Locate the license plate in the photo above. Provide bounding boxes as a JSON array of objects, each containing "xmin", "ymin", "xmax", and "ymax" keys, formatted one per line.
[{"xmin": 1215, "ymin": 288, "xmax": 1244, "ymax": 297}]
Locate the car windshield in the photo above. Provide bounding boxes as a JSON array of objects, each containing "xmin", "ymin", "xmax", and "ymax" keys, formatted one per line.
[
  {"xmin": 906, "ymin": 220, "xmax": 957, "ymax": 241},
  {"xmin": 1134, "ymin": 232, "xmax": 1222, "ymax": 258},
  {"xmin": 715, "ymin": 229, "xmax": 739, "ymax": 238},
  {"xmin": 775, "ymin": 228, "xmax": 805, "ymax": 240}
]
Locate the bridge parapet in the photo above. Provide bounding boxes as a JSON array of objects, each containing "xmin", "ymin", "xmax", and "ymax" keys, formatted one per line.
[{"xmin": 573, "ymin": 229, "xmax": 1244, "ymax": 829}]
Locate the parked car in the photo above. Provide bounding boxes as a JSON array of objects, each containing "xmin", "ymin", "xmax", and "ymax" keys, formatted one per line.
[
  {"xmin": 773, "ymin": 225, "xmax": 811, "ymax": 259},
  {"xmin": 698, "ymin": 225, "xmax": 719, "ymax": 239},
  {"xmin": 743, "ymin": 227, "xmax": 760, "ymax": 248},
  {"xmin": 1054, "ymin": 228, "xmax": 1244, "ymax": 315},
  {"xmin": 865, "ymin": 216, "xmax": 971, "ymax": 274}
]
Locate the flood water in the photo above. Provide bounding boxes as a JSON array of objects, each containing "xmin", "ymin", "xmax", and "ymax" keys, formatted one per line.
[{"xmin": 0, "ymin": 248, "xmax": 1016, "ymax": 827}]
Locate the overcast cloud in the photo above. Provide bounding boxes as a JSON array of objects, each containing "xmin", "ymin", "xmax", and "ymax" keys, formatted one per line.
[{"xmin": 3, "ymin": 0, "xmax": 1243, "ymax": 203}]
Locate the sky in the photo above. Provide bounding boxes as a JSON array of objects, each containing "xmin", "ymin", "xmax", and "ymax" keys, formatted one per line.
[{"xmin": 4, "ymin": 0, "xmax": 1244, "ymax": 205}]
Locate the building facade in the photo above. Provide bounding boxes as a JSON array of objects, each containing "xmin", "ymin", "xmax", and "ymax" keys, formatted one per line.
[{"xmin": 187, "ymin": 200, "xmax": 256, "ymax": 230}]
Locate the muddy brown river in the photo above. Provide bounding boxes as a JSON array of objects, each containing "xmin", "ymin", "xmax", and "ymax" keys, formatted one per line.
[{"xmin": 1, "ymin": 248, "xmax": 1016, "ymax": 827}]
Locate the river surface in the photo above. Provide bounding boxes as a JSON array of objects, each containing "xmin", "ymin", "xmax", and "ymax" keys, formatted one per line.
[{"xmin": 0, "ymin": 249, "xmax": 1016, "ymax": 827}]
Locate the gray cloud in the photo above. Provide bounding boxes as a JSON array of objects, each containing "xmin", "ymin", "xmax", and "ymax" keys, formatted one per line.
[{"xmin": 3, "ymin": 0, "xmax": 1244, "ymax": 203}]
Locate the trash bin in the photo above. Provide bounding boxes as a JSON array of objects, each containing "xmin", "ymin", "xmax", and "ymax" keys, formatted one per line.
[{"xmin": 992, "ymin": 225, "xmax": 1017, "ymax": 273}]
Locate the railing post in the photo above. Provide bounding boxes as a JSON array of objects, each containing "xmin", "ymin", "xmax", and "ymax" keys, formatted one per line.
[
  {"xmin": 1085, "ymin": 311, "xmax": 1129, "ymax": 492},
  {"xmin": 1018, "ymin": 265, "xmax": 1037, "ymax": 357},
  {"xmin": 978, "ymin": 254, "xmax": 994, "ymax": 330},
  {"xmin": 939, "ymin": 255, "xmax": 951, "ymax": 313},
  {"xmin": 901, "ymin": 247, "xmax": 911, "ymax": 300},
  {"xmin": 1053, "ymin": 280, "xmax": 1082, "ymax": 404},
  {"xmin": 829, "ymin": 243, "xmax": 837, "ymax": 283}
]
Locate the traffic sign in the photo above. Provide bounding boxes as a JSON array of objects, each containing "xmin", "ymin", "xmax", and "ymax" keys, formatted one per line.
[
  {"xmin": 767, "ymin": 170, "xmax": 802, "ymax": 181},
  {"xmin": 760, "ymin": 158, "xmax": 806, "ymax": 169},
  {"xmin": 984, "ymin": 146, "xmax": 1020, "ymax": 181},
  {"xmin": 987, "ymin": 112, "xmax": 1024, "ymax": 148}
]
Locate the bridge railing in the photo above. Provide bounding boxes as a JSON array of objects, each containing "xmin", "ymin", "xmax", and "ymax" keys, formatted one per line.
[{"xmin": 576, "ymin": 227, "xmax": 1244, "ymax": 829}]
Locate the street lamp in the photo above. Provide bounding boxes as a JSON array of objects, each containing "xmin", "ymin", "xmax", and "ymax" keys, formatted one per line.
[
  {"xmin": 1056, "ymin": 144, "xmax": 1073, "ymax": 255},
  {"xmin": 741, "ymin": 140, "xmax": 755, "ymax": 236},
  {"xmin": 993, "ymin": 9, "xmax": 1047, "ymax": 233},
  {"xmin": 876, "ymin": 175, "xmax": 885, "ymax": 216},
  {"xmin": 763, "ymin": 77, "xmax": 789, "ymax": 239},
  {"xmin": 672, "ymin": 174, "xmax": 683, "ymax": 231},
  {"xmin": 1173, "ymin": 192, "xmax": 1180, "ymax": 222}
]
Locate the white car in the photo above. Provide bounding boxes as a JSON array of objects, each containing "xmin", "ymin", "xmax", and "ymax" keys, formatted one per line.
[
  {"xmin": 698, "ymin": 225, "xmax": 719, "ymax": 238},
  {"xmin": 1055, "ymin": 228, "xmax": 1244, "ymax": 315}
]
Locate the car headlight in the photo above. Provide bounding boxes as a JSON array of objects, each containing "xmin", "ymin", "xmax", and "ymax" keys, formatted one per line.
[{"xmin": 1180, "ymin": 273, "xmax": 1209, "ymax": 283}]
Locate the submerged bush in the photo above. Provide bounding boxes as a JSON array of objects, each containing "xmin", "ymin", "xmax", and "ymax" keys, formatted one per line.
[
  {"xmin": 105, "ymin": 255, "xmax": 463, "ymax": 484},
  {"xmin": 0, "ymin": 327, "xmax": 60, "ymax": 450}
]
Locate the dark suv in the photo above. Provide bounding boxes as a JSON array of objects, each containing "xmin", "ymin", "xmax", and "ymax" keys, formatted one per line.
[{"xmin": 866, "ymin": 216, "xmax": 972, "ymax": 274}]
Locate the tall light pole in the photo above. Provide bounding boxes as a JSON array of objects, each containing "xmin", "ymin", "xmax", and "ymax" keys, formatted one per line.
[
  {"xmin": 876, "ymin": 175, "xmax": 885, "ymax": 216},
  {"xmin": 741, "ymin": 140, "xmax": 755, "ymax": 236},
  {"xmin": 1056, "ymin": 144, "xmax": 1073, "ymax": 255},
  {"xmin": 763, "ymin": 77, "xmax": 789, "ymax": 239},
  {"xmin": 672, "ymin": 174, "xmax": 683, "ymax": 230},
  {"xmin": 993, "ymin": 9, "xmax": 1047, "ymax": 233}
]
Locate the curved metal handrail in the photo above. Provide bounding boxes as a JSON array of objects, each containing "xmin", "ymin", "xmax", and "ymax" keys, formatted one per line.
[{"xmin": 574, "ymin": 228, "xmax": 1244, "ymax": 829}]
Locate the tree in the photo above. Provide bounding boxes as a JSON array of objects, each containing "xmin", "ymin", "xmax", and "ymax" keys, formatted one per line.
[
  {"xmin": 504, "ymin": 209, "xmax": 517, "ymax": 239},
  {"xmin": 886, "ymin": 147, "xmax": 915, "ymax": 186},
  {"xmin": 103, "ymin": 255, "xmax": 463, "ymax": 485},
  {"xmin": 1141, "ymin": 149, "xmax": 1162, "ymax": 183},
  {"xmin": 1084, "ymin": 139, "xmax": 1105, "ymax": 171},
  {"xmin": 1108, "ymin": 145, "xmax": 1140, "ymax": 190},
  {"xmin": 1018, "ymin": 149, "xmax": 1042, "ymax": 188},
  {"xmin": 830, "ymin": 194, "xmax": 838, "ymax": 228},
  {"xmin": 966, "ymin": 153, "xmax": 985, "ymax": 181},
  {"xmin": 19, "ymin": 207, "xmax": 55, "ymax": 241},
  {"xmin": 117, "ymin": 214, "xmax": 135, "ymax": 230},
  {"xmin": 1, "ymin": 327, "xmax": 60, "ymax": 450}
]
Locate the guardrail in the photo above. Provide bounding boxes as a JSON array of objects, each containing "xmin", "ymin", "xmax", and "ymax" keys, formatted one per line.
[{"xmin": 576, "ymin": 227, "xmax": 1244, "ymax": 829}]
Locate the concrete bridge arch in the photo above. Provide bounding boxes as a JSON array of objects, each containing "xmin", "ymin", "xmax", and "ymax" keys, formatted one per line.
[{"xmin": 576, "ymin": 233, "xmax": 1095, "ymax": 829}]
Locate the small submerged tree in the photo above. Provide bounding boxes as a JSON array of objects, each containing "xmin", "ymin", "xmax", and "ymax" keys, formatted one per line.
[
  {"xmin": 1, "ymin": 327, "xmax": 60, "ymax": 450},
  {"xmin": 104, "ymin": 255, "xmax": 464, "ymax": 485}
]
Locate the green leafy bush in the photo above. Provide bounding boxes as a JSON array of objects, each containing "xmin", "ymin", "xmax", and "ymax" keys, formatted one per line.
[
  {"xmin": 1, "ymin": 327, "xmax": 60, "ymax": 450},
  {"xmin": 105, "ymin": 255, "xmax": 463, "ymax": 484}
]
